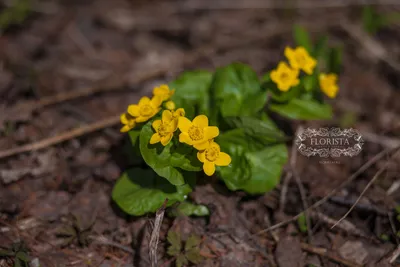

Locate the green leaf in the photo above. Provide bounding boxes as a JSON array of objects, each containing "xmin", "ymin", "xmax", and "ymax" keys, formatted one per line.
[
  {"xmin": 212, "ymin": 63, "xmax": 265, "ymax": 117},
  {"xmin": 176, "ymin": 254, "xmax": 188, "ymax": 267},
  {"xmin": 269, "ymin": 97, "xmax": 333, "ymax": 120},
  {"xmin": 16, "ymin": 251, "xmax": 29, "ymax": 262},
  {"xmin": 0, "ymin": 248, "xmax": 14, "ymax": 256},
  {"xmin": 223, "ymin": 116, "xmax": 286, "ymax": 144},
  {"xmin": 293, "ymin": 24, "xmax": 313, "ymax": 52},
  {"xmin": 313, "ymin": 35, "xmax": 328, "ymax": 59},
  {"xmin": 139, "ymin": 122, "xmax": 201, "ymax": 186},
  {"xmin": 13, "ymin": 259, "xmax": 22, "ymax": 267},
  {"xmin": 185, "ymin": 234, "xmax": 201, "ymax": 251},
  {"xmin": 128, "ymin": 130, "xmax": 141, "ymax": 146},
  {"xmin": 297, "ymin": 213, "xmax": 308, "ymax": 233},
  {"xmin": 170, "ymin": 70, "xmax": 213, "ymax": 118},
  {"xmin": 185, "ymin": 248, "xmax": 203, "ymax": 264},
  {"xmin": 303, "ymin": 74, "xmax": 316, "ymax": 92},
  {"xmin": 217, "ymin": 130, "xmax": 288, "ymax": 194},
  {"xmin": 327, "ymin": 47, "xmax": 342, "ymax": 74},
  {"xmin": 167, "ymin": 231, "xmax": 182, "ymax": 256},
  {"xmin": 362, "ymin": 6, "xmax": 381, "ymax": 34},
  {"xmin": 112, "ymin": 168, "xmax": 192, "ymax": 216},
  {"xmin": 169, "ymin": 201, "xmax": 209, "ymax": 217}
]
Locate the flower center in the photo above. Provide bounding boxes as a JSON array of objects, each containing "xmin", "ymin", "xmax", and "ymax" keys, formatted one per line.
[
  {"xmin": 158, "ymin": 124, "xmax": 169, "ymax": 137},
  {"xmin": 205, "ymin": 146, "xmax": 219, "ymax": 162},
  {"xmin": 140, "ymin": 105, "xmax": 153, "ymax": 116},
  {"xmin": 280, "ymin": 72, "xmax": 289, "ymax": 81},
  {"xmin": 188, "ymin": 126, "xmax": 204, "ymax": 141}
]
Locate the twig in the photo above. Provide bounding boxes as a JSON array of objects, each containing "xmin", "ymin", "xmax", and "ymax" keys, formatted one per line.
[
  {"xmin": 388, "ymin": 212, "xmax": 400, "ymax": 245},
  {"xmin": 300, "ymin": 242, "xmax": 363, "ymax": 267},
  {"xmin": 331, "ymin": 163, "xmax": 391, "ymax": 229},
  {"xmin": 149, "ymin": 199, "xmax": 168, "ymax": 267},
  {"xmin": 340, "ymin": 20, "xmax": 400, "ymax": 73},
  {"xmin": 92, "ymin": 235, "xmax": 134, "ymax": 254},
  {"xmin": 390, "ymin": 245, "xmax": 400, "ymax": 264},
  {"xmin": 309, "ymin": 211, "xmax": 372, "ymax": 240},
  {"xmin": 253, "ymin": 145, "xmax": 400, "ymax": 236},
  {"xmin": 279, "ymin": 126, "xmax": 301, "ymax": 212},
  {"xmin": 0, "ymin": 115, "xmax": 120, "ymax": 159},
  {"xmin": 329, "ymin": 196, "xmax": 390, "ymax": 216},
  {"xmin": 362, "ymin": 131, "xmax": 400, "ymax": 149}
]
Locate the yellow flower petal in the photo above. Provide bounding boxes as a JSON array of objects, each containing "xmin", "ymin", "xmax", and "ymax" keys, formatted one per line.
[
  {"xmin": 284, "ymin": 46, "xmax": 294, "ymax": 59},
  {"xmin": 150, "ymin": 133, "xmax": 161, "ymax": 144},
  {"xmin": 139, "ymin": 96, "xmax": 151, "ymax": 106},
  {"xmin": 197, "ymin": 151, "xmax": 205, "ymax": 163},
  {"xmin": 153, "ymin": 86, "xmax": 167, "ymax": 96},
  {"xmin": 179, "ymin": 132, "xmax": 193, "ymax": 145},
  {"xmin": 160, "ymin": 133, "xmax": 173, "ymax": 146},
  {"xmin": 204, "ymin": 126, "xmax": 219, "ymax": 140},
  {"xmin": 136, "ymin": 116, "xmax": 150, "ymax": 123},
  {"xmin": 169, "ymin": 119, "xmax": 178, "ymax": 132},
  {"xmin": 203, "ymin": 161, "xmax": 216, "ymax": 176},
  {"xmin": 127, "ymin": 105, "xmax": 140, "ymax": 117},
  {"xmin": 120, "ymin": 125, "xmax": 131, "ymax": 133},
  {"xmin": 193, "ymin": 141, "xmax": 209, "ymax": 150},
  {"xmin": 152, "ymin": 120, "xmax": 162, "ymax": 131},
  {"xmin": 150, "ymin": 96, "xmax": 162, "ymax": 108},
  {"xmin": 162, "ymin": 110, "xmax": 173, "ymax": 123},
  {"xmin": 173, "ymin": 108, "xmax": 185, "ymax": 117},
  {"xmin": 215, "ymin": 152, "xmax": 231, "ymax": 166},
  {"xmin": 120, "ymin": 113, "xmax": 129, "ymax": 124},
  {"xmin": 192, "ymin": 115, "xmax": 208, "ymax": 127},
  {"xmin": 178, "ymin": 117, "xmax": 192, "ymax": 132}
]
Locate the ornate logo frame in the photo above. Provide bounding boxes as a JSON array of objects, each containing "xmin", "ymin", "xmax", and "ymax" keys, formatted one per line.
[{"xmin": 294, "ymin": 128, "xmax": 364, "ymax": 158}]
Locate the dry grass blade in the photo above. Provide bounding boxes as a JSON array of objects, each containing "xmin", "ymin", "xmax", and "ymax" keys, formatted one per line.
[{"xmin": 149, "ymin": 199, "xmax": 168, "ymax": 267}]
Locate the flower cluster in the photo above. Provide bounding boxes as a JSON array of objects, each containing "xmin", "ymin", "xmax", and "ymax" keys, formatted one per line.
[
  {"xmin": 270, "ymin": 46, "xmax": 339, "ymax": 98},
  {"xmin": 120, "ymin": 84, "xmax": 231, "ymax": 176},
  {"xmin": 178, "ymin": 115, "xmax": 231, "ymax": 176},
  {"xmin": 120, "ymin": 84, "xmax": 175, "ymax": 133}
]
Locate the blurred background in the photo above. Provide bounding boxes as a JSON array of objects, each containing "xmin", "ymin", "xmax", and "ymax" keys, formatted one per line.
[{"xmin": 0, "ymin": 0, "xmax": 400, "ymax": 266}]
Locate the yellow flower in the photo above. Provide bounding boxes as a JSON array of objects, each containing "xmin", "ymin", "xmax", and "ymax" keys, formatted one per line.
[
  {"xmin": 284, "ymin": 46, "xmax": 317, "ymax": 75},
  {"xmin": 120, "ymin": 113, "xmax": 136, "ymax": 133},
  {"xmin": 319, "ymin": 73, "xmax": 339, "ymax": 98},
  {"xmin": 178, "ymin": 115, "xmax": 219, "ymax": 150},
  {"xmin": 153, "ymin": 84, "xmax": 175, "ymax": 102},
  {"xmin": 270, "ymin": 62, "xmax": 300, "ymax": 92},
  {"xmin": 127, "ymin": 96, "xmax": 162, "ymax": 123},
  {"xmin": 149, "ymin": 110, "xmax": 177, "ymax": 146},
  {"xmin": 197, "ymin": 140, "xmax": 231, "ymax": 176}
]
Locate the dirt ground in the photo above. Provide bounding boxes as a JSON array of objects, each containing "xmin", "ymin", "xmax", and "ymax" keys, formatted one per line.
[{"xmin": 1, "ymin": 0, "xmax": 400, "ymax": 266}]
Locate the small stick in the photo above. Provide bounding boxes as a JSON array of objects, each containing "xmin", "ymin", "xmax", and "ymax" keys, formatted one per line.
[
  {"xmin": 279, "ymin": 126, "xmax": 301, "ymax": 212},
  {"xmin": 149, "ymin": 199, "xmax": 168, "ymax": 267},
  {"xmin": 0, "ymin": 115, "xmax": 120, "ymax": 159},
  {"xmin": 331, "ymin": 163, "xmax": 391, "ymax": 229},
  {"xmin": 92, "ymin": 235, "xmax": 134, "ymax": 254},
  {"xmin": 390, "ymin": 245, "xmax": 400, "ymax": 264},
  {"xmin": 300, "ymin": 242, "xmax": 362, "ymax": 267}
]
